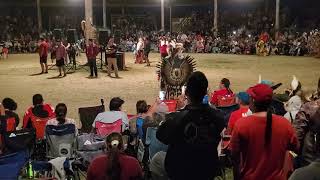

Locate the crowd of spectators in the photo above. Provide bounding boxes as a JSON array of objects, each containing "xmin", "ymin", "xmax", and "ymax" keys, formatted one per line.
[{"xmin": 1, "ymin": 71, "xmax": 320, "ymax": 179}]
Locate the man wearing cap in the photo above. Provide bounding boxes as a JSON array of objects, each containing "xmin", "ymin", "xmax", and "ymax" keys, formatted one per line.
[
  {"xmin": 230, "ymin": 84, "xmax": 299, "ymax": 180},
  {"xmin": 227, "ymin": 92, "xmax": 250, "ymax": 133},
  {"xmin": 157, "ymin": 71, "xmax": 225, "ymax": 180}
]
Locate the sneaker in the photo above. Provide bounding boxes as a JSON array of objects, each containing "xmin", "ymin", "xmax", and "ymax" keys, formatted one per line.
[{"xmin": 45, "ymin": 71, "xmax": 48, "ymax": 74}]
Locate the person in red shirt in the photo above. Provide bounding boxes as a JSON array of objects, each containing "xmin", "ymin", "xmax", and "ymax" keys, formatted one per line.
[
  {"xmin": 210, "ymin": 78, "xmax": 234, "ymax": 106},
  {"xmin": 86, "ymin": 39, "xmax": 100, "ymax": 78},
  {"xmin": 227, "ymin": 92, "xmax": 250, "ymax": 133},
  {"xmin": 23, "ymin": 94, "xmax": 55, "ymax": 129},
  {"xmin": 39, "ymin": 38, "xmax": 49, "ymax": 74},
  {"xmin": 230, "ymin": 84, "xmax": 299, "ymax": 180},
  {"xmin": 87, "ymin": 132, "xmax": 143, "ymax": 180}
]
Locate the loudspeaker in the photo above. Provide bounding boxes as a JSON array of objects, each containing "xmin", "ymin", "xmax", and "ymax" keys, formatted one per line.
[
  {"xmin": 67, "ymin": 29, "xmax": 78, "ymax": 43},
  {"xmin": 53, "ymin": 29, "xmax": 62, "ymax": 40},
  {"xmin": 98, "ymin": 29, "xmax": 110, "ymax": 46}
]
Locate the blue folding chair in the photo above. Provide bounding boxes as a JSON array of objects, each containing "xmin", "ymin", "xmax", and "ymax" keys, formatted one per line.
[{"xmin": 0, "ymin": 150, "xmax": 29, "ymax": 179}]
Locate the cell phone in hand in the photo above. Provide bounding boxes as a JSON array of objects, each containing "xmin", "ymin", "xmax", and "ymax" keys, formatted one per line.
[{"xmin": 159, "ymin": 91, "xmax": 166, "ymax": 101}]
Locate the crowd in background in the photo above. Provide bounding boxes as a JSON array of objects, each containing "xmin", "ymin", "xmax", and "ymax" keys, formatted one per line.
[{"xmin": 1, "ymin": 9, "xmax": 319, "ymax": 57}]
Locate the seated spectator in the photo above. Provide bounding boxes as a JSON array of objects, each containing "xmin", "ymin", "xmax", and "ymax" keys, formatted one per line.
[
  {"xmin": 2, "ymin": 98, "xmax": 19, "ymax": 128},
  {"xmin": 157, "ymin": 71, "xmax": 225, "ymax": 180},
  {"xmin": 129, "ymin": 100, "xmax": 150, "ymax": 136},
  {"xmin": 23, "ymin": 94, "xmax": 55, "ymax": 128},
  {"xmin": 293, "ymin": 98, "xmax": 320, "ymax": 167},
  {"xmin": 284, "ymin": 95, "xmax": 302, "ymax": 123},
  {"xmin": 227, "ymin": 92, "xmax": 250, "ymax": 133},
  {"xmin": 0, "ymin": 104, "xmax": 6, "ymax": 154},
  {"xmin": 46, "ymin": 103, "xmax": 77, "ymax": 135},
  {"xmin": 289, "ymin": 154, "xmax": 320, "ymax": 180},
  {"xmin": 230, "ymin": 84, "xmax": 299, "ymax": 180},
  {"xmin": 87, "ymin": 132, "xmax": 143, "ymax": 180},
  {"xmin": 92, "ymin": 97, "xmax": 129, "ymax": 133},
  {"xmin": 210, "ymin": 78, "xmax": 235, "ymax": 106}
]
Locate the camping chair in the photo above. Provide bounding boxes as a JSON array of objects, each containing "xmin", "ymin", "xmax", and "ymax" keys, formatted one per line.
[
  {"xmin": 145, "ymin": 127, "xmax": 168, "ymax": 161},
  {"xmin": 29, "ymin": 115, "xmax": 52, "ymax": 160},
  {"xmin": 2, "ymin": 128, "xmax": 36, "ymax": 154},
  {"xmin": 0, "ymin": 150, "xmax": 29, "ymax": 179},
  {"xmin": 76, "ymin": 133, "xmax": 106, "ymax": 170},
  {"xmin": 46, "ymin": 124, "xmax": 76, "ymax": 158},
  {"xmin": 78, "ymin": 99, "xmax": 105, "ymax": 133},
  {"xmin": 162, "ymin": 100, "xmax": 177, "ymax": 112},
  {"xmin": 95, "ymin": 119, "xmax": 122, "ymax": 137},
  {"xmin": 30, "ymin": 114, "xmax": 51, "ymax": 140}
]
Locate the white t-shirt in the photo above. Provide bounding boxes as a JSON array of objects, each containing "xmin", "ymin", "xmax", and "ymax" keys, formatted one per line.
[{"xmin": 92, "ymin": 111, "xmax": 129, "ymax": 131}]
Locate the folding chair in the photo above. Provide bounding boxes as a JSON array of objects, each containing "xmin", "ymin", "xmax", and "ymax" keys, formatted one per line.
[
  {"xmin": 0, "ymin": 150, "xmax": 29, "ymax": 179},
  {"xmin": 76, "ymin": 133, "xmax": 105, "ymax": 169},
  {"xmin": 30, "ymin": 115, "xmax": 51, "ymax": 140},
  {"xmin": 95, "ymin": 119, "xmax": 122, "ymax": 137},
  {"xmin": 162, "ymin": 100, "xmax": 177, "ymax": 112},
  {"xmin": 46, "ymin": 124, "xmax": 76, "ymax": 158},
  {"xmin": 2, "ymin": 128, "xmax": 36, "ymax": 154},
  {"xmin": 78, "ymin": 99, "xmax": 105, "ymax": 133}
]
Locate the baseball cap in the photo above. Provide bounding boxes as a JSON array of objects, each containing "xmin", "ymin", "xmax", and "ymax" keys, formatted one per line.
[
  {"xmin": 237, "ymin": 92, "xmax": 250, "ymax": 104},
  {"xmin": 247, "ymin": 84, "xmax": 273, "ymax": 102}
]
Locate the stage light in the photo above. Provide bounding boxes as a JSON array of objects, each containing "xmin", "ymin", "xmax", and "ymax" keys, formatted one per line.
[
  {"xmin": 233, "ymin": 31, "xmax": 236, "ymax": 35},
  {"xmin": 248, "ymin": 34, "xmax": 251, "ymax": 38}
]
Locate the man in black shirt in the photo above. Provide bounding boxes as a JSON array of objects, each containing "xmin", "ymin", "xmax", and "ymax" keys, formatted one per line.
[
  {"xmin": 144, "ymin": 37, "xmax": 151, "ymax": 66},
  {"xmin": 157, "ymin": 71, "xmax": 225, "ymax": 180}
]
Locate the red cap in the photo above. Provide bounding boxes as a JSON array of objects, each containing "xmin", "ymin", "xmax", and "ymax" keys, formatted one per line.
[{"xmin": 247, "ymin": 84, "xmax": 273, "ymax": 102}]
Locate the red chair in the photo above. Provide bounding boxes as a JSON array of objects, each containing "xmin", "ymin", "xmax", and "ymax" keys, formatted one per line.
[
  {"xmin": 5, "ymin": 117, "xmax": 16, "ymax": 132},
  {"xmin": 30, "ymin": 115, "xmax": 50, "ymax": 140},
  {"xmin": 163, "ymin": 100, "xmax": 177, "ymax": 112},
  {"xmin": 95, "ymin": 119, "xmax": 122, "ymax": 137}
]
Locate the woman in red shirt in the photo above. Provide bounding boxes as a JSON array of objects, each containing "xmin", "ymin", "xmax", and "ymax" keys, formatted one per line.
[
  {"xmin": 210, "ymin": 78, "xmax": 234, "ymax": 106},
  {"xmin": 87, "ymin": 132, "xmax": 143, "ymax": 180}
]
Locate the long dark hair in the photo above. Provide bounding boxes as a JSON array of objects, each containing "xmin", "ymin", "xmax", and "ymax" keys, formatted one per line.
[
  {"xmin": 221, "ymin": 78, "xmax": 233, "ymax": 94},
  {"xmin": 254, "ymin": 100, "xmax": 273, "ymax": 147},
  {"xmin": 106, "ymin": 132, "xmax": 123, "ymax": 180},
  {"xmin": 55, "ymin": 103, "xmax": 67, "ymax": 125}
]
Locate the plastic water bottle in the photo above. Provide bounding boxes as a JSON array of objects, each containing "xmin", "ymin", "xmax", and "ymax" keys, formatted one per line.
[{"xmin": 27, "ymin": 161, "xmax": 34, "ymax": 179}]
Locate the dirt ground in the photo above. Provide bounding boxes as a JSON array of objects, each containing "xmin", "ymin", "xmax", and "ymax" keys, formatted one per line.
[{"xmin": 0, "ymin": 53, "xmax": 319, "ymax": 128}]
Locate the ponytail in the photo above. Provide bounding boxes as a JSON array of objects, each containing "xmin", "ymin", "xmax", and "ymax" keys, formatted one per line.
[
  {"xmin": 106, "ymin": 133, "xmax": 123, "ymax": 180},
  {"xmin": 107, "ymin": 144, "xmax": 121, "ymax": 180},
  {"xmin": 264, "ymin": 108, "xmax": 273, "ymax": 147}
]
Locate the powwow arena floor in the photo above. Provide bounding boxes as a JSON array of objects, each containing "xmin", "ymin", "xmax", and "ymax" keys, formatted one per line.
[{"xmin": 0, "ymin": 53, "xmax": 319, "ymax": 128}]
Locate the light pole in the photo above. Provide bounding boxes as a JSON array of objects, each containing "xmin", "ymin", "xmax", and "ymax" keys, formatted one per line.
[
  {"xmin": 169, "ymin": 1, "xmax": 172, "ymax": 33},
  {"xmin": 275, "ymin": 0, "xmax": 280, "ymax": 39},
  {"xmin": 103, "ymin": 0, "xmax": 107, "ymax": 28},
  {"xmin": 161, "ymin": 0, "xmax": 165, "ymax": 31},
  {"xmin": 213, "ymin": 0, "xmax": 218, "ymax": 35},
  {"xmin": 85, "ymin": 0, "xmax": 93, "ymax": 44},
  {"xmin": 36, "ymin": 0, "xmax": 42, "ymax": 33}
]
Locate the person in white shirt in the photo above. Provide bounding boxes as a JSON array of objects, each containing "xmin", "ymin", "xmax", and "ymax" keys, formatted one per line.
[
  {"xmin": 46, "ymin": 103, "xmax": 78, "ymax": 135},
  {"xmin": 92, "ymin": 97, "xmax": 129, "ymax": 132},
  {"xmin": 135, "ymin": 38, "xmax": 144, "ymax": 64}
]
